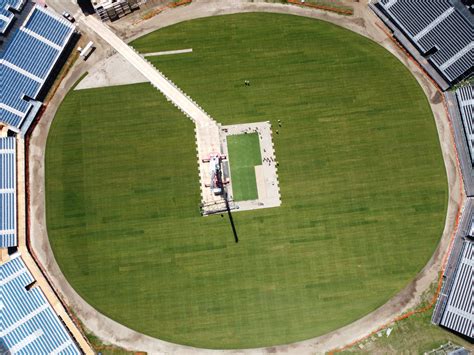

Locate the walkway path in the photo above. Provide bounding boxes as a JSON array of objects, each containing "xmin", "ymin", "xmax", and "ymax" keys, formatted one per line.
[{"xmin": 82, "ymin": 15, "xmax": 224, "ymax": 209}]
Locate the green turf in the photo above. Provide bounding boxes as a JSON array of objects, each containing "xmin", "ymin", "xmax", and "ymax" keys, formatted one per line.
[
  {"xmin": 46, "ymin": 13, "xmax": 447, "ymax": 349},
  {"xmin": 227, "ymin": 133, "xmax": 262, "ymax": 201},
  {"xmin": 342, "ymin": 284, "xmax": 473, "ymax": 353}
]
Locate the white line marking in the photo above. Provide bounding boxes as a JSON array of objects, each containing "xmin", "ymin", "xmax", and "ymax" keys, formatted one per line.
[
  {"xmin": 0, "ymin": 303, "xmax": 49, "ymax": 336},
  {"xmin": 143, "ymin": 48, "xmax": 193, "ymax": 57},
  {"xmin": 462, "ymin": 256, "xmax": 474, "ymax": 268},
  {"xmin": 384, "ymin": 0, "xmax": 397, "ymax": 10},
  {"xmin": 0, "ymin": 103, "xmax": 25, "ymax": 118},
  {"xmin": 0, "ymin": 14, "xmax": 11, "ymax": 22},
  {"xmin": 50, "ymin": 340, "xmax": 74, "ymax": 355},
  {"xmin": 0, "ymin": 229, "xmax": 16, "ymax": 236},
  {"xmin": 0, "ymin": 269, "xmax": 26, "ymax": 286},
  {"xmin": 413, "ymin": 8, "xmax": 454, "ymax": 41},
  {"xmin": 9, "ymin": 329, "xmax": 43, "ymax": 353},
  {"xmin": 445, "ymin": 305, "xmax": 474, "ymax": 321},
  {"xmin": 460, "ymin": 99, "xmax": 474, "ymax": 107},
  {"xmin": 0, "ymin": 59, "xmax": 44, "ymax": 83},
  {"xmin": 21, "ymin": 27, "xmax": 62, "ymax": 50},
  {"xmin": 440, "ymin": 43, "xmax": 474, "ymax": 70}
]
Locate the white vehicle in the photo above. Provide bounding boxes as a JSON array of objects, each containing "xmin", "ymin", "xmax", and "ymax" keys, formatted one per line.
[
  {"xmin": 62, "ymin": 11, "xmax": 75, "ymax": 22},
  {"xmin": 77, "ymin": 41, "xmax": 95, "ymax": 60}
]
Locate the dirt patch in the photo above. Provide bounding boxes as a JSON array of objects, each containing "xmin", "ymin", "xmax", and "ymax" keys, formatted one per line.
[{"xmin": 431, "ymin": 91, "xmax": 443, "ymax": 104}]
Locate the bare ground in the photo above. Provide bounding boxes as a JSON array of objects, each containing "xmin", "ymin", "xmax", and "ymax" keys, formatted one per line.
[
  {"xmin": 74, "ymin": 52, "xmax": 147, "ymax": 90},
  {"xmin": 31, "ymin": 0, "xmax": 465, "ymax": 353}
]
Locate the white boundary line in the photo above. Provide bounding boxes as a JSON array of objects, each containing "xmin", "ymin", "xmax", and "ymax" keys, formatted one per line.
[{"xmin": 143, "ymin": 48, "xmax": 193, "ymax": 57}]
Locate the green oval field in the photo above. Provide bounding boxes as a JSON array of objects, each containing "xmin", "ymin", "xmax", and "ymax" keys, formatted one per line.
[{"xmin": 46, "ymin": 13, "xmax": 447, "ymax": 349}]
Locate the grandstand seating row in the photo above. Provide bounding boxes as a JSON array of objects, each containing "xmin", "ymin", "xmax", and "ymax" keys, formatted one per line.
[
  {"xmin": 439, "ymin": 241, "xmax": 474, "ymax": 338},
  {"xmin": 381, "ymin": 0, "xmax": 452, "ymax": 37},
  {"xmin": 0, "ymin": 62, "xmax": 41, "ymax": 129},
  {"xmin": 23, "ymin": 5, "xmax": 73, "ymax": 47},
  {"xmin": 3, "ymin": 29, "xmax": 60, "ymax": 78},
  {"xmin": 0, "ymin": 253, "xmax": 81, "ymax": 354},
  {"xmin": 377, "ymin": 0, "xmax": 473, "ymax": 83},
  {"xmin": 456, "ymin": 85, "xmax": 474, "ymax": 164},
  {"xmin": 0, "ymin": 4, "xmax": 84, "ymax": 352},
  {"xmin": 0, "ymin": 5, "xmax": 75, "ymax": 131},
  {"xmin": 0, "ymin": 137, "xmax": 16, "ymax": 248},
  {"xmin": 0, "ymin": 0, "xmax": 24, "ymax": 34}
]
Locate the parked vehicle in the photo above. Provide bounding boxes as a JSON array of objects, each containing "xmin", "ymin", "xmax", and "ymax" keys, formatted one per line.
[
  {"xmin": 62, "ymin": 11, "xmax": 75, "ymax": 22},
  {"xmin": 77, "ymin": 41, "xmax": 95, "ymax": 60}
]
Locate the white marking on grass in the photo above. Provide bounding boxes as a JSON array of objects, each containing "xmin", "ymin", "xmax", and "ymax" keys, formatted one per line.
[{"xmin": 143, "ymin": 48, "xmax": 193, "ymax": 57}]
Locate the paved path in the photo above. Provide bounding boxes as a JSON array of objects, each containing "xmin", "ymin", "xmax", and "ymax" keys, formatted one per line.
[
  {"xmin": 82, "ymin": 16, "xmax": 209, "ymax": 125},
  {"xmin": 34, "ymin": 0, "xmax": 464, "ymax": 353},
  {"xmin": 75, "ymin": 49, "xmax": 194, "ymax": 90},
  {"xmin": 82, "ymin": 15, "xmax": 223, "ymax": 208}
]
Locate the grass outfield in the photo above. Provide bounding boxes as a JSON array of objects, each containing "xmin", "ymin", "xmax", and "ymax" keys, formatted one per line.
[
  {"xmin": 342, "ymin": 284, "xmax": 473, "ymax": 353},
  {"xmin": 46, "ymin": 13, "xmax": 447, "ymax": 349},
  {"xmin": 227, "ymin": 133, "xmax": 261, "ymax": 201}
]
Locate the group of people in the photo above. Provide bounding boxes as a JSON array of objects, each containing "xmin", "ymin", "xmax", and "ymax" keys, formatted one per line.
[
  {"xmin": 234, "ymin": 124, "xmax": 281, "ymax": 168},
  {"xmin": 263, "ymin": 156, "xmax": 276, "ymax": 166}
]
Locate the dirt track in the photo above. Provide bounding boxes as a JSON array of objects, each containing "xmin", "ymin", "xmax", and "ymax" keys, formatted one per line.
[{"xmin": 31, "ymin": 0, "xmax": 464, "ymax": 353}]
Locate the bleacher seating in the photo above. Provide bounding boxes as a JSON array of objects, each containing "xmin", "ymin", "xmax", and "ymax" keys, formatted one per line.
[
  {"xmin": 3, "ymin": 29, "xmax": 61, "ymax": 79},
  {"xmin": 456, "ymin": 85, "xmax": 474, "ymax": 164},
  {"xmin": 3, "ymin": 5, "xmax": 75, "ymax": 81},
  {"xmin": 376, "ymin": 0, "xmax": 473, "ymax": 83},
  {"xmin": 386, "ymin": 0, "xmax": 452, "ymax": 37},
  {"xmin": 440, "ymin": 241, "xmax": 474, "ymax": 338},
  {"xmin": 0, "ymin": 0, "xmax": 24, "ymax": 34},
  {"xmin": 0, "ymin": 62, "xmax": 41, "ymax": 128},
  {"xmin": 0, "ymin": 136, "xmax": 16, "ymax": 248},
  {"xmin": 0, "ymin": 4, "xmax": 75, "ymax": 132},
  {"xmin": 23, "ymin": 6, "xmax": 73, "ymax": 47},
  {"xmin": 0, "ymin": 253, "xmax": 81, "ymax": 354},
  {"xmin": 0, "ymin": 4, "xmax": 85, "ymax": 354}
]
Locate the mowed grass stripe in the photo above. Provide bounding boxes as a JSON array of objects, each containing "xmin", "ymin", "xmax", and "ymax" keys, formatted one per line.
[
  {"xmin": 46, "ymin": 13, "xmax": 447, "ymax": 349},
  {"xmin": 227, "ymin": 133, "xmax": 261, "ymax": 201}
]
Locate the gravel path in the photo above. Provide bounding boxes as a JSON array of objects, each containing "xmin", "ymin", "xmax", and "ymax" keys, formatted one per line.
[{"xmin": 31, "ymin": 0, "xmax": 464, "ymax": 353}]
